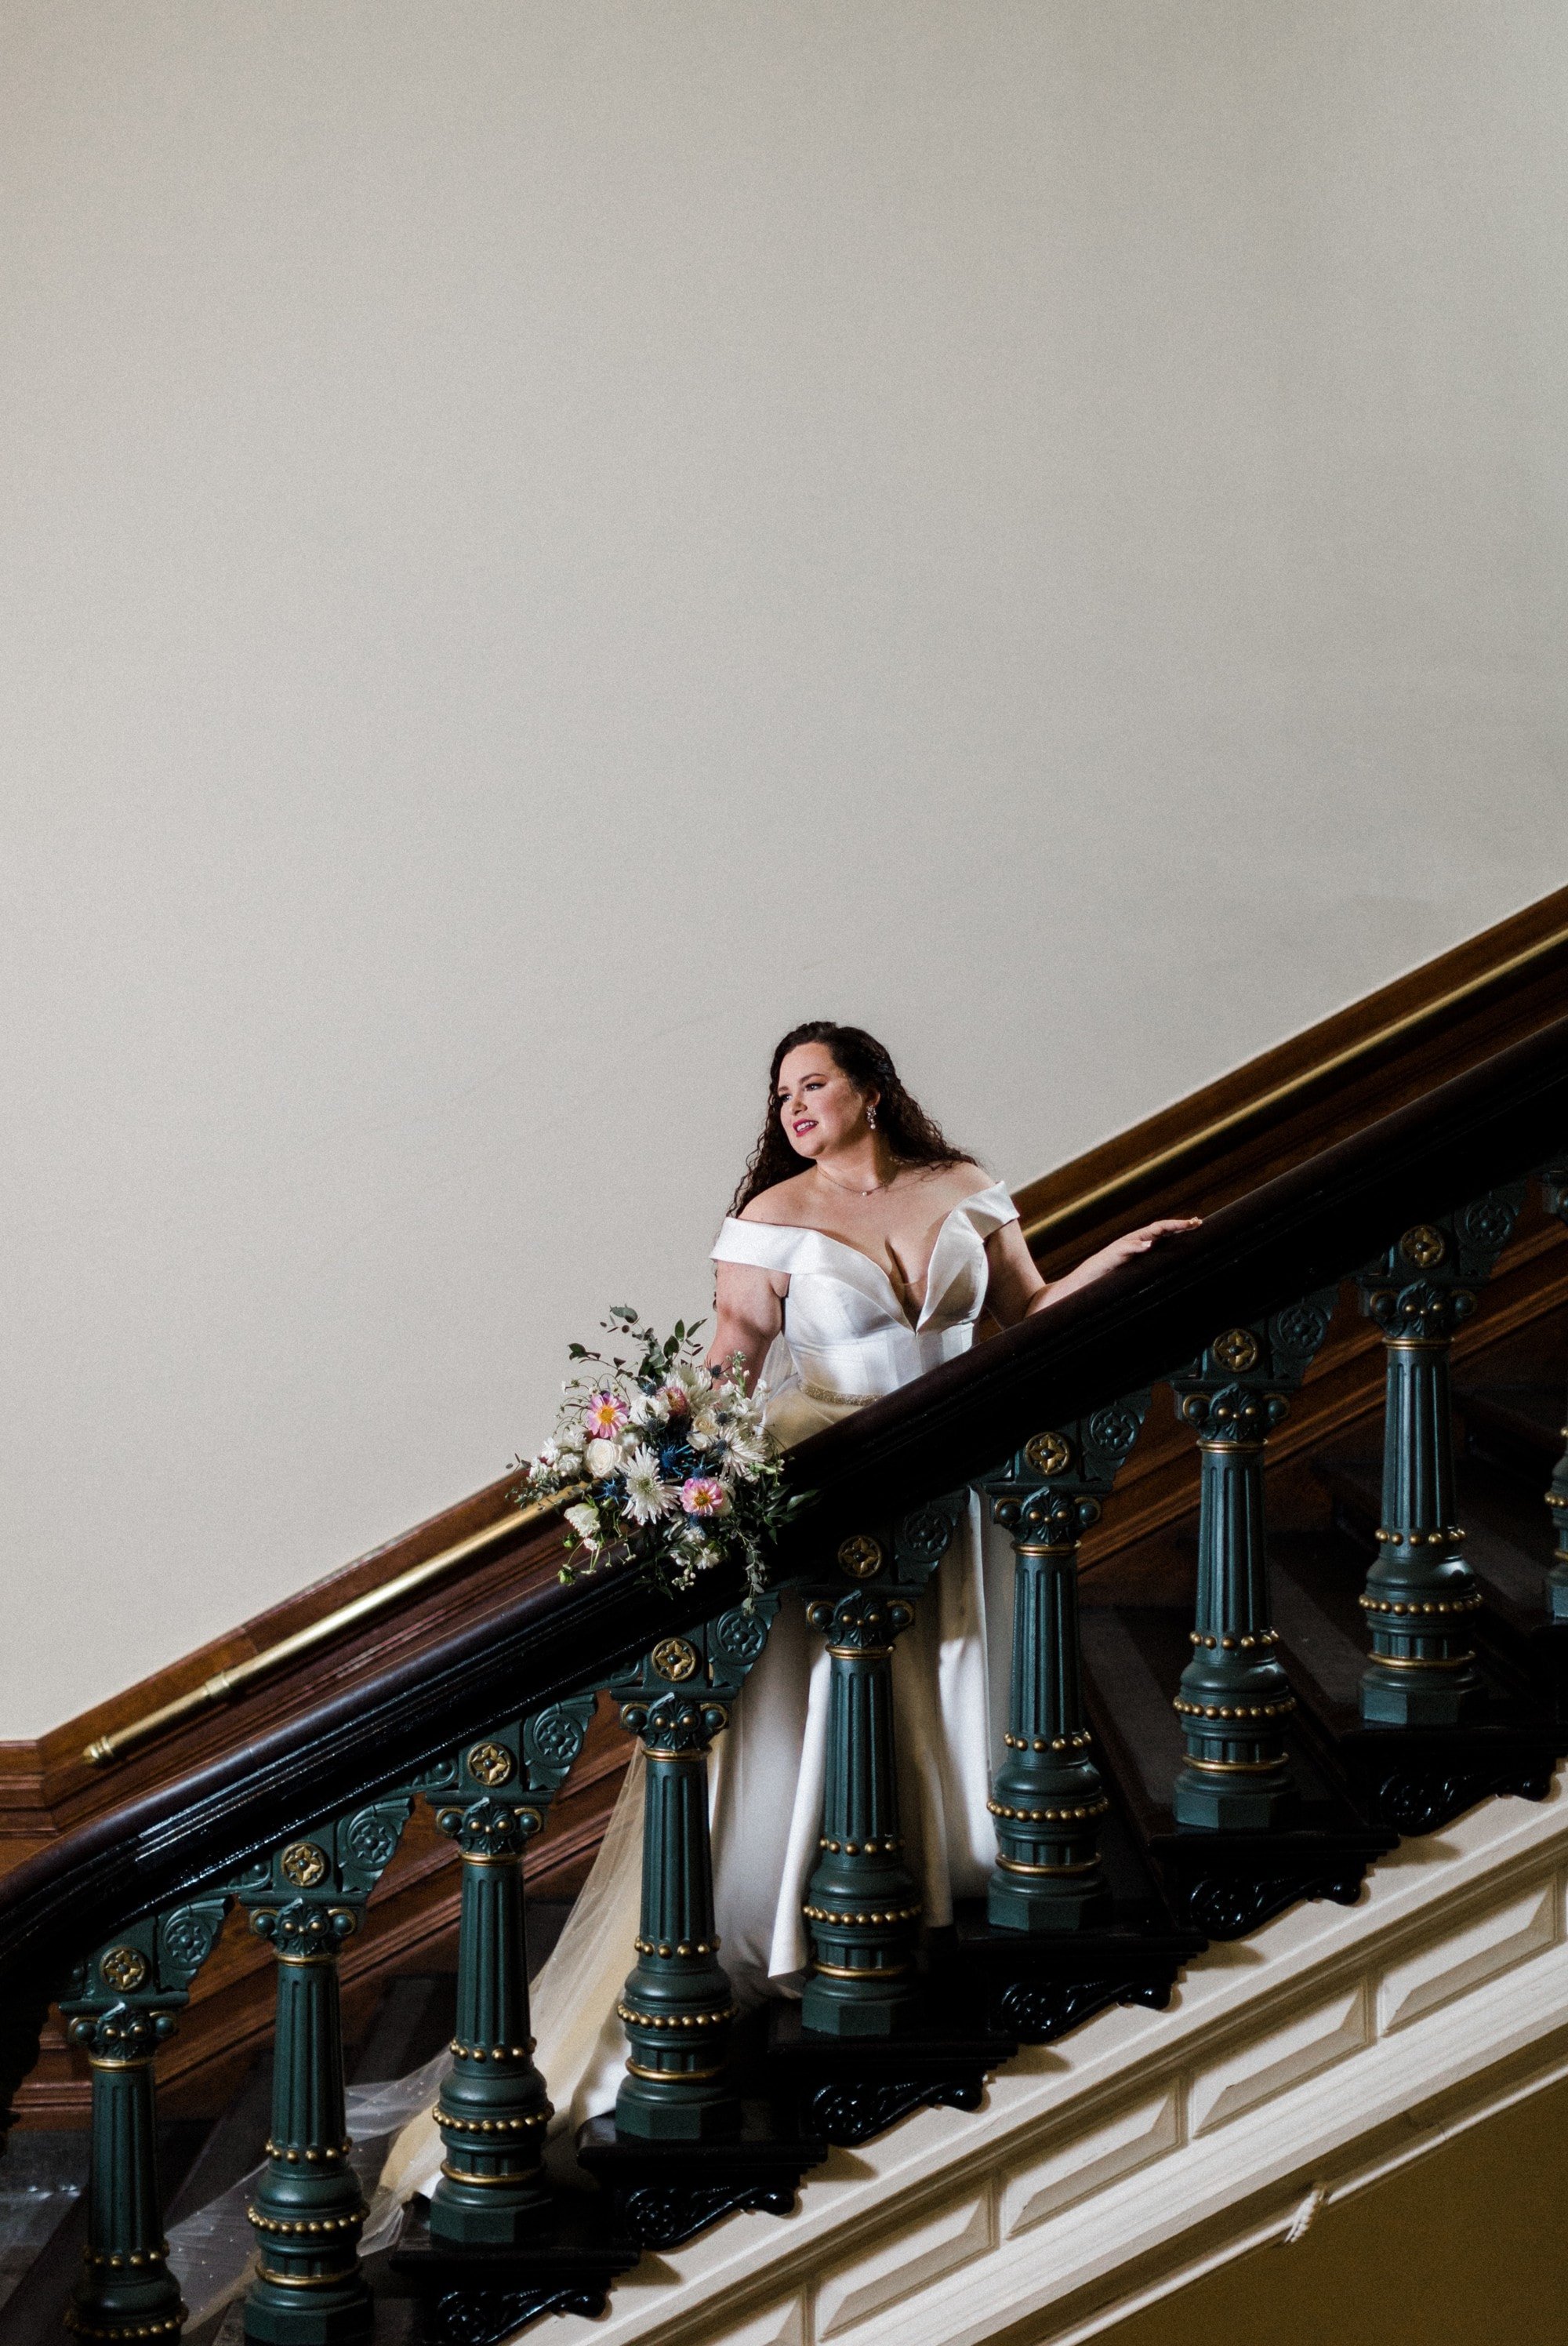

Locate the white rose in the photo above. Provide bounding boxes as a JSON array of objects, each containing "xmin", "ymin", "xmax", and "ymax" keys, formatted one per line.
[
  {"xmin": 564, "ymin": 1502, "xmax": 601, "ymax": 1543},
  {"xmin": 585, "ymin": 1438, "xmax": 620, "ymax": 1478}
]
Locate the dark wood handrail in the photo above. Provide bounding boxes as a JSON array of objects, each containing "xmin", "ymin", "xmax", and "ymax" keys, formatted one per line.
[{"xmin": 2, "ymin": 1011, "xmax": 1565, "ymax": 2000}]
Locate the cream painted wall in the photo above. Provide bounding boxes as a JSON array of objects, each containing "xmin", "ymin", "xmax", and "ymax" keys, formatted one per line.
[{"xmin": 3, "ymin": 2, "xmax": 1566, "ymax": 1736}]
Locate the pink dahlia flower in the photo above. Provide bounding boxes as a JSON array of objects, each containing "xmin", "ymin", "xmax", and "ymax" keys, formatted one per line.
[
  {"xmin": 583, "ymin": 1392, "xmax": 630, "ymax": 1439},
  {"xmin": 679, "ymin": 1476, "xmax": 730, "ymax": 1518}
]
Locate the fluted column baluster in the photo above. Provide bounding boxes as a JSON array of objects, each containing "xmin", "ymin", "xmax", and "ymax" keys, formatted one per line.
[
  {"xmin": 986, "ymin": 1487, "xmax": 1108, "ymax": 1928},
  {"xmin": 245, "ymin": 1898, "xmax": 365, "ymax": 2343},
  {"xmin": 1172, "ymin": 1384, "xmax": 1297, "ymax": 1828},
  {"xmin": 67, "ymin": 2003, "xmax": 183, "ymax": 2344},
  {"xmin": 416, "ymin": 1705, "xmax": 593, "ymax": 2242},
  {"xmin": 1356, "ymin": 1198, "xmax": 1521, "ymax": 1723},
  {"xmin": 615, "ymin": 1689, "xmax": 738, "ymax": 2139},
  {"xmin": 800, "ymin": 1585, "xmax": 922, "ymax": 2036},
  {"xmin": 1169, "ymin": 1303, "xmax": 1334, "ymax": 1829},
  {"xmin": 980, "ymin": 1405, "xmax": 1146, "ymax": 1934},
  {"xmin": 234, "ymin": 1799, "xmax": 412, "ymax": 2343},
  {"xmin": 60, "ymin": 1905, "xmax": 228, "ymax": 2344},
  {"xmin": 798, "ymin": 1504, "xmax": 957, "ymax": 2037},
  {"xmin": 605, "ymin": 1604, "xmax": 777, "ymax": 2137}
]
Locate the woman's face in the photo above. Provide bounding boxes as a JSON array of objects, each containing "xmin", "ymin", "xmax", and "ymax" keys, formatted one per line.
[{"xmin": 775, "ymin": 1044, "xmax": 877, "ymax": 1160}]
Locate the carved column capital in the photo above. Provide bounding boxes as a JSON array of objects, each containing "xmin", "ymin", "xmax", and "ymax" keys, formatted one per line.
[
  {"xmin": 249, "ymin": 1899, "xmax": 358, "ymax": 1963},
  {"xmin": 622, "ymin": 1691, "xmax": 730, "ymax": 1752},
  {"xmin": 1179, "ymin": 1382, "xmax": 1290, "ymax": 1444},
  {"xmin": 434, "ymin": 1794, "xmax": 542, "ymax": 1859},
  {"xmin": 1005, "ymin": 1486, "xmax": 1101, "ymax": 1549},
  {"xmin": 66, "ymin": 2003, "xmax": 176, "ymax": 2067},
  {"xmin": 1364, "ymin": 1276, "xmax": 1475, "ymax": 1343},
  {"xmin": 805, "ymin": 1588, "xmax": 915, "ymax": 1651}
]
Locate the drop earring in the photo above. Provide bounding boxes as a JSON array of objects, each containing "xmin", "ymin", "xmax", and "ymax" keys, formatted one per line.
[{"xmin": 866, "ymin": 1105, "xmax": 877, "ymax": 1129}]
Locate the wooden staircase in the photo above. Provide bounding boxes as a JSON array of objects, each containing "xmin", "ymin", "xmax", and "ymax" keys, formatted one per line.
[{"xmin": 2, "ymin": 1010, "xmax": 1567, "ymax": 2346}]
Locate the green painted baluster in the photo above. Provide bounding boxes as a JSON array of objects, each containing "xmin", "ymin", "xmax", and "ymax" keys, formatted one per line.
[
  {"xmin": 983, "ymin": 1405, "xmax": 1147, "ymax": 1930},
  {"xmin": 1542, "ymin": 1170, "xmax": 1568, "ymax": 1623},
  {"xmin": 234, "ymin": 1797, "xmax": 412, "ymax": 2344},
  {"xmin": 1170, "ymin": 1300, "xmax": 1335, "ymax": 1829},
  {"xmin": 60, "ymin": 1903, "xmax": 228, "ymax": 2343},
  {"xmin": 1356, "ymin": 1194, "xmax": 1523, "ymax": 1723},
  {"xmin": 417, "ymin": 1700, "xmax": 595, "ymax": 2242},
  {"xmin": 800, "ymin": 1502, "xmax": 957, "ymax": 2037},
  {"xmin": 1172, "ymin": 1384, "xmax": 1296, "ymax": 1828},
  {"xmin": 617, "ymin": 1690, "xmax": 736, "ymax": 2139},
  {"xmin": 986, "ymin": 1489, "xmax": 1105, "ymax": 1927},
  {"xmin": 612, "ymin": 1601, "xmax": 778, "ymax": 2140}
]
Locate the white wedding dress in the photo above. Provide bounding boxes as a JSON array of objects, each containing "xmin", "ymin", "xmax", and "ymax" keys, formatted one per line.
[{"xmin": 381, "ymin": 1178, "xmax": 1018, "ymax": 2203}]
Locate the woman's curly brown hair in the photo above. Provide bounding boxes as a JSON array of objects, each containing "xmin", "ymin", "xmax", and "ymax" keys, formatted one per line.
[{"xmin": 729, "ymin": 1022, "xmax": 967, "ymax": 1216}]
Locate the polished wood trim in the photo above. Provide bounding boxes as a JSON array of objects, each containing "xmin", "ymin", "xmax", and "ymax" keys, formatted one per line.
[
  {"xmin": 82, "ymin": 1484, "xmax": 583, "ymax": 1769},
  {"xmin": 0, "ymin": 1468, "xmax": 546, "ymax": 1854},
  {"xmin": 1016, "ymin": 882, "xmax": 1568, "ymax": 1268}
]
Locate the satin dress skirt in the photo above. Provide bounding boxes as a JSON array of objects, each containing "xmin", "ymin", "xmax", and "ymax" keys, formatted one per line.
[{"xmin": 380, "ymin": 1384, "xmax": 1007, "ymax": 2199}]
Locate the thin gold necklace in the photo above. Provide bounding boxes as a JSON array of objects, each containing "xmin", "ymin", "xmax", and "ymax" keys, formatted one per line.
[{"xmin": 814, "ymin": 1162, "xmax": 893, "ymax": 1198}]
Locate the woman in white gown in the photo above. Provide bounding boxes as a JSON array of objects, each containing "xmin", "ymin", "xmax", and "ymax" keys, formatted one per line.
[{"xmin": 383, "ymin": 1023, "xmax": 1192, "ymax": 2202}]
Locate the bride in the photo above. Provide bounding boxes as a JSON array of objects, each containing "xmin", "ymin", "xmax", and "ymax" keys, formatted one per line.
[{"xmin": 383, "ymin": 1021, "xmax": 1194, "ymax": 2199}]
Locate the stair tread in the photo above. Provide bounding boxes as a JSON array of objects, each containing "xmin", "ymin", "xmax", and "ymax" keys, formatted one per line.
[
  {"xmin": 2, "ymin": 2123, "xmax": 207, "ymax": 2346},
  {"xmin": 0, "ymin": 2134, "xmax": 85, "ymax": 2320},
  {"xmin": 1268, "ymin": 1531, "xmax": 1371, "ymax": 1709},
  {"xmin": 349, "ymin": 1971, "xmax": 456, "ymax": 2086},
  {"xmin": 1457, "ymin": 1380, "xmax": 1565, "ymax": 1465},
  {"xmin": 1078, "ymin": 1605, "xmax": 1189, "ymax": 1818}
]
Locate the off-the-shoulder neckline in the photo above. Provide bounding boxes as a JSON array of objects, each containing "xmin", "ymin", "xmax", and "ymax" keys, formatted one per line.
[{"xmin": 719, "ymin": 1180, "xmax": 1013, "ymax": 1331}]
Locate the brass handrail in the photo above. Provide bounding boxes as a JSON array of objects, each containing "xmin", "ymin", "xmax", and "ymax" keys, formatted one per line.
[
  {"xmin": 82, "ymin": 1484, "xmax": 587, "ymax": 1768},
  {"xmin": 1022, "ymin": 918, "xmax": 1568, "ymax": 1245}
]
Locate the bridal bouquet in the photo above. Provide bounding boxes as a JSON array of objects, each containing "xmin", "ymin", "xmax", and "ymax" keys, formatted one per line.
[{"xmin": 514, "ymin": 1306, "xmax": 799, "ymax": 1598}]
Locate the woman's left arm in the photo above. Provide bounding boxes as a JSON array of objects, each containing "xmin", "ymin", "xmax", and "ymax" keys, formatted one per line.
[{"xmin": 985, "ymin": 1215, "xmax": 1202, "ymax": 1327}]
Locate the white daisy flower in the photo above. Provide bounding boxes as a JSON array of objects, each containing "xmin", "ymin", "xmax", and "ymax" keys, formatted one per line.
[{"xmin": 622, "ymin": 1445, "xmax": 674, "ymax": 1526}]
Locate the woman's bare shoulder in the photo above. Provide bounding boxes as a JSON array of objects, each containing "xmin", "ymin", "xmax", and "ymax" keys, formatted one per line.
[
  {"xmin": 738, "ymin": 1172, "xmax": 818, "ymax": 1226},
  {"xmin": 905, "ymin": 1159, "xmax": 996, "ymax": 1206}
]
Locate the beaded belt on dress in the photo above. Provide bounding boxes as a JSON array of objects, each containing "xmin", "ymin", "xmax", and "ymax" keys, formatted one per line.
[{"xmin": 800, "ymin": 1379, "xmax": 878, "ymax": 1409}]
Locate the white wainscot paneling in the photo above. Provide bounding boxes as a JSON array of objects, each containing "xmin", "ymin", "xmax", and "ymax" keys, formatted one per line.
[
  {"xmin": 1377, "ymin": 1879, "xmax": 1561, "ymax": 2036},
  {"xmin": 815, "ymin": 2194, "xmax": 992, "ymax": 2338},
  {"xmin": 1000, "ymin": 2091, "xmax": 1182, "ymax": 2238},
  {"xmin": 1186, "ymin": 1988, "xmax": 1369, "ymax": 2137},
  {"xmin": 700, "ymin": 2295, "xmax": 808, "ymax": 2346}
]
